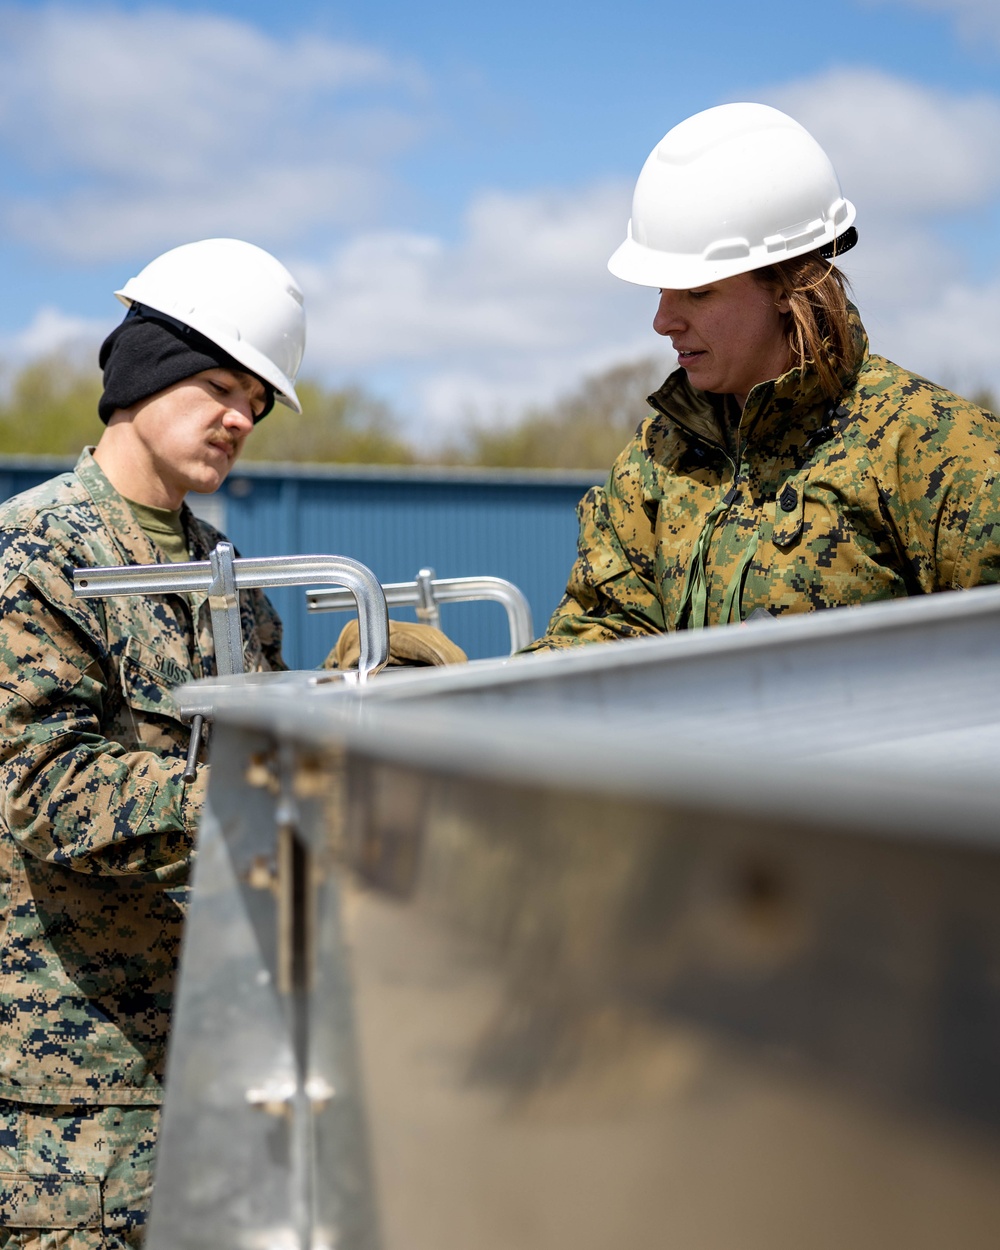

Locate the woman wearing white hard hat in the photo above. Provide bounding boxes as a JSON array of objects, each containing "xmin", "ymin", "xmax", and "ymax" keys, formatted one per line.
[{"xmin": 526, "ymin": 102, "xmax": 1000, "ymax": 648}]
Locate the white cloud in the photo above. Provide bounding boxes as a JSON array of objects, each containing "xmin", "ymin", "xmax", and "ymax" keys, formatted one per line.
[
  {"xmin": 7, "ymin": 38, "xmax": 999, "ymax": 446},
  {"xmin": 766, "ymin": 67, "xmax": 1000, "ymax": 216},
  {"xmin": 0, "ymin": 7, "xmax": 673, "ymax": 440},
  {"xmin": 0, "ymin": 306, "xmax": 109, "ymax": 362},
  {"xmin": 292, "ymin": 66, "xmax": 1000, "ymax": 434},
  {"xmin": 295, "ymin": 180, "xmax": 671, "ymax": 440},
  {"xmin": 863, "ymin": 276, "xmax": 1000, "ymax": 398},
  {"xmin": 304, "ymin": 183, "xmax": 630, "ymax": 363},
  {"xmin": 758, "ymin": 67, "xmax": 1000, "ymax": 399},
  {"xmin": 5, "ymin": 165, "xmax": 379, "ymax": 264},
  {"xmin": 0, "ymin": 4, "xmax": 426, "ymax": 259}
]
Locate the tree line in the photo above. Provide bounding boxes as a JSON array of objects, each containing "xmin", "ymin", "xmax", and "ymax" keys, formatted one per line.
[{"xmin": 0, "ymin": 352, "xmax": 995, "ymax": 470}]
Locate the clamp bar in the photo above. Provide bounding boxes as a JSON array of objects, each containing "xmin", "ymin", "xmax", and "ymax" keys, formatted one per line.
[
  {"xmin": 306, "ymin": 572, "xmax": 534, "ymax": 655},
  {"xmin": 414, "ymin": 567, "xmax": 441, "ymax": 632},
  {"xmin": 74, "ymin": 548, "xmax": 390, "ymax": 681},
  {"xmin": 208, "ymin": 542, "xmax": 245, "ymax": 678}
]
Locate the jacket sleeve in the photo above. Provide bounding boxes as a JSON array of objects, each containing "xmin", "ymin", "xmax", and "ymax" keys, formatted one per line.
[
  {"xmin": 0, "ymin": 566, "xmax": 205, "ymax": 881},
  {"xmin": 524, "ymin": 443, "xmax": 668, "ymax": 652},
  {"xmin": 946, "ymin": 461, "xmax": 1000, "ymax": 590},
  {"xmin": 872, "ymin": 387, "xmax": 1000, "ymax": 593}
]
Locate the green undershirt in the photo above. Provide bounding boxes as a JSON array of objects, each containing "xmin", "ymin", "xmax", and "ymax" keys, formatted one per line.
[{"xmin": 125, "ymin": 498, "xmax": 190, "ymax": 564}]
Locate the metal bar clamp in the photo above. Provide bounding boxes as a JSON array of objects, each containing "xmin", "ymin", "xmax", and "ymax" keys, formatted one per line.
[
  {"xmin": 74, "ymin": 545, "xmax": 391, "ymax": 780},
  {"xmin": 307, "ymin": 569, "xmax": 534, "ymax": 655},
  {"xmin": 74, "ymin": 546, "xmax": 390, "ymax": 681}
]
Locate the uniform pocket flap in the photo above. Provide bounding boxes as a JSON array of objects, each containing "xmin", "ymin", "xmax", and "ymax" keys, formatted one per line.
[
  {"xmin": 577, "ymin": 485, "xmax": 637, "ymax": 586},
  {"xmin": 587, "ymin": 543, "xmax": 632, "ymax": 585},
  {"xmin": 120, "ymin": 635, "xmax": 188, "ymax": 719},
  {"xmin": 0, "ymin": 1169, "xmax": 101, "ymax": 1227}
]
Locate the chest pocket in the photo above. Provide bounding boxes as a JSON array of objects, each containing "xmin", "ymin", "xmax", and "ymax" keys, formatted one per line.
[
  {"xmin": 577, "ymin": 484, "xmax": 641, "ymax": 587},
  {"xmin": 120, "ymin": 635, "xmax": 189, "ymax": 723},
  {"xmin": 0, "ymin": 1172, "xmax": 101, "ymax": 1229},
  {"xmin": 772, "ymin": 479, "xmax": 805, "ymax": 550},
  {"xmin": 587, "ymin": 542, "xmax": 633, "ymax": 587}
]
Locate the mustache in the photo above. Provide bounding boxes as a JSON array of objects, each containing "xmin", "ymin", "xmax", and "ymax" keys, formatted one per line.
[{"xmin": 208, "ymin": 430, "xmax": 240, "ymax": 454}]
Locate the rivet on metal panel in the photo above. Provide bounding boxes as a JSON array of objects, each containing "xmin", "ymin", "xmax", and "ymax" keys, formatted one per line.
[
  {"xmin": 246, "ymin": 751, "xmax": 279, "ymax": 793},
  {"xmin": 726, "ymin": 853, "xmax": 806, "ymax": 965},
  {"xmin": 304, "ymin": 1075, "xmax": 336, "ymax": 1111},
  {"xmin": 292, "ymin": 754, "xmax": 327, "ymax": 799},
  {"xmin": 245, "ymin": 855, "xmax": 279, "ymax": 893},
  {"xmin": 239, "ymin": 1230, "xmax": 299, "ymax": 1250},
  {"xmin": 245, "ymin": 1078, "xmax": 295, "ymax": 1117},
  {"xmin": 734, "ymin": 856, "xmax": 790, "ymax": 923}
]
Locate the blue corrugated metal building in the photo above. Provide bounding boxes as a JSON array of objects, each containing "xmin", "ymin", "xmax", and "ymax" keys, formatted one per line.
[{"xmin": 0, "ymin": 457, "xmax": 603, "ymax": 665}]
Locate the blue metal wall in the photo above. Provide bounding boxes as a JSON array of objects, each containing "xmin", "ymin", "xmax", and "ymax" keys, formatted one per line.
[{"xmin": 0, "ymin": 457, "xmax": 603, "ymax": 666}]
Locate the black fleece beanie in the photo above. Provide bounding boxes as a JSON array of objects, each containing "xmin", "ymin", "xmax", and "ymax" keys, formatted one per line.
[{"xmin": 98, "ymin": 312, "xmax": 275, "ymax": 424}]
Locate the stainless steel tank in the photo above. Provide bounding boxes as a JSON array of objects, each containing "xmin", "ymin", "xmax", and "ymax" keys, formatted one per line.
[{"xmin": 151, "ymin": 585, "xmax": 1000, "ymax": 1250}]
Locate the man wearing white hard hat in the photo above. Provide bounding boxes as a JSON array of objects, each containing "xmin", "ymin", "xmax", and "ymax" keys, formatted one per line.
[
  {"xmin": 526, "ymin": 103, "xmax": 1000, "ymax": 648},
  {"xmin": 0, "ymin": 239, "xmax": 305, "ymax": 1244}
]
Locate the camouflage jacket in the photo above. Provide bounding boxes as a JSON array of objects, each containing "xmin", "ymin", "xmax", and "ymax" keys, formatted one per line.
[
  {"xmin": 528, "ymin": 316, "xmax": 1000, "ymax": 649},
  {"xmin": 0, "ymin": 449, "xmax": 284, "ymax": 1105}
]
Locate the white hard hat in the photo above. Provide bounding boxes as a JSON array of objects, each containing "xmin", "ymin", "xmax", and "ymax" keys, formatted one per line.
[
  {"xmin": 115, "ymin": 238, "xmax": 306, "ymax": 413},
  {"xmin": 608, "ymin": 103, "xmax": 857, "ymax": 291}
]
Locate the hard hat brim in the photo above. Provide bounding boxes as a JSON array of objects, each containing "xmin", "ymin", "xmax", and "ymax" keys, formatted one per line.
[{"xmin": 608, "ymin": 208, "xmax": 857, "ymax": 291}]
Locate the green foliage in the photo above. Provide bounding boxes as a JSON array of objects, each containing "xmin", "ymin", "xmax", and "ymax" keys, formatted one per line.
[
  {"xmin": 0, "ymin": 351, "xmax": 668, "ymax": 470},
  {"xmin": 0, "ymin": 359, "xmax": 416, "ymax": 464},
  {"xmin": 440, "ymin": 357, "xmax": 671, "ymax": 470},
  {"xmin": 0, "ymin": 354, "xmax": 104, "ymax": 455},
  {"xmin": 0, "ymin": 351, "xmax": 995, "ymax": 472},
  {"xmin": 242, "ymin": 379, "xmax": 416, "ymax": 464}
]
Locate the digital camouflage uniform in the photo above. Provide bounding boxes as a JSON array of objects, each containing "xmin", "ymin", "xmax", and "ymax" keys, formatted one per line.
[
  {"xmin": 527, "ymin": 312, "xmax": 1000, "ymax": 649},
  {"xmin": 0, "ymin": 449, "xmax": 284, "ymax": 1245}
]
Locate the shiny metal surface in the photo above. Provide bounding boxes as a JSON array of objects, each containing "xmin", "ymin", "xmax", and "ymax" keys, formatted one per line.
[
  {"xmin": 414, "ymin": 567, "xmax": 439, "ymax": 630},
  {"xmin": 306, "ymin": 572, "xmax": 534, "ymax": 655},
  {"xmin": 208, "ymin": 541, "xmax": 245, "ymax": 676},
  {"xmin": 154, "ymin": 587, "xmax": 1000, "ymax": 1249},
  {"xmin": 74, "ymin": 547, "xmax": 390, "ymax": 680}
]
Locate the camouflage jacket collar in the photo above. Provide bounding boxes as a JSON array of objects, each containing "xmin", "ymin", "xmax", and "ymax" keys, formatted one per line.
[
  {"xmin": 74, "ymin": 447, "xmax": 210, "ymax": 566},
  {"xmin": 647, "ymin": 307, "xmax": 869, "ymax": 452}
]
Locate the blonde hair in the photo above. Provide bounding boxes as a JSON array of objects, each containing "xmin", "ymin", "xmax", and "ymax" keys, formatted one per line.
[{"xmin": 755, "ymin": 253, "xmax": 860, "ymax": 399}]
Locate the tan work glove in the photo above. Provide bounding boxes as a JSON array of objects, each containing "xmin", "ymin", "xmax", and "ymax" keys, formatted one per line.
[{"xmin": 324, "ymin": 618, "xmax": 468, "ymax": 670}]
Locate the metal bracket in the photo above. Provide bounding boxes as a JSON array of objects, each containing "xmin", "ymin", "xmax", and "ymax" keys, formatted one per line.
[
  {"xmin": 306, "ymin": 568, "xmax": 534, "ymax": 655},
  {"xmin": 414, "ymin": 567, "xmax": 439, "ymax": 630},
  {"xmin": 208, "ymin": 541, "xmax": 246, "ymax": 678},
  {"xmin": 74, "ymin": 546, "xmax": 391, "ymax": 681}
]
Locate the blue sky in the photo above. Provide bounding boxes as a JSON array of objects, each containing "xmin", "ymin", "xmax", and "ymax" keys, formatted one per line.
[{"xmin": 0, "ymin": 0, "xmax": 998, "ymax": 441}]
